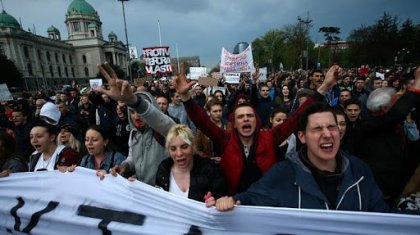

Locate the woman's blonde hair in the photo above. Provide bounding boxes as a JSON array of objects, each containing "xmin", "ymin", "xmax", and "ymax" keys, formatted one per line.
[
  {"xmin": 165, "ymin": 124, "xmax": 194, "ymax": 150},
  {"xmin": 57, "ymin": 132, "xmax": 82, "ymax": 153}
]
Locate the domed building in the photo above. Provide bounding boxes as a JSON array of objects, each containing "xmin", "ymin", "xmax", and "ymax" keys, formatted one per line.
[{"xmin": 0, "ymin": 0, "xmax": 128, "ymax": 90}]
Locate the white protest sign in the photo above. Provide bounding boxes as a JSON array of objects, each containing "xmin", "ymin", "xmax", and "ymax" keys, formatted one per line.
[
  {"xmin": 129, "ymin": 46, "xmax": 139, "ymax": 59},
  {"xmin": 189, "ymin": 67, "xmax": 207, "ymax": 80},
  {"xmin": 220, "ymin": 45, "xmax": 255, "ymax": 73},
  {"xmin": 259, "ymin": 67, "xmax": 268, "ymax": 81},
  {"xmin": 223, "ymin": 73, "xmax": 241, "ymax": 84},
  {"xmin": 1, "ymin": 168, "xmax": 419, "ymax": 235},
  {"xmin": 212, "ymin": 86, "xmax": 227, "ymax": 95},
  {"xmin": 89, "ymin": 79, "xmax": 102, "ymax": 89},
  {"xmin": 376, "ymin": 72, "xmax": 385, "ymax": 80},
  {"xmin": 143, "ymin": 46, "xmax": 172, "ymax": 75},
  {"xmin": 0, "ymin": 84, "xmax": 13, "ymax": 101}
]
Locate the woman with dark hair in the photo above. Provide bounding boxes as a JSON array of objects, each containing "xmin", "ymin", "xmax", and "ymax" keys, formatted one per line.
[
  {"xmin": 212, "ymin": 89, "xmax": 228, "ymax": 124},
  {"xmin": 29, "ymin": 121, "xmax": 80, "ymax": 172},
  {"xmin": 266, "ymin": 107, "xmax": 289, "ymax": 161},
  {"xmin": 0, "ymin": 132, "xmax": 28, "ymax": 174},
  {"xmin": 275, "ymin": 85, "xmax": 294, "ymax": 114},
  {"xmin": 80, "ymin": 125, "xmax": 126, "ymax": 175}
]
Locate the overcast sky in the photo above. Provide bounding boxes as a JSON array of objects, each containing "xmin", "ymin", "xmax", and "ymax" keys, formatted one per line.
[{"xmin": 3, "ymin": 0, "xmax": 420, "ymax": 68}]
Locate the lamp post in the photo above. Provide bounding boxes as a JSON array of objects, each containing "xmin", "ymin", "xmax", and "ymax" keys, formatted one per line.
[
  {"xmin": 118, "ymin": 0, "xmax": 132, "ymax": 82},
  {"xmin": 397, "ymin": 48, "xmax": 410, "ymax": 66},
  {"xmin": 298, "ymin": 12, "xmax": 312, "ymax": 71}
]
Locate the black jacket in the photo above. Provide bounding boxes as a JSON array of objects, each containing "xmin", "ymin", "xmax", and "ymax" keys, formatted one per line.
[
  {"xmin": 347, "ymin": 91, "xmax": 420, "ymax": 205},
  {"xmin": 155, "ymin": 155, "xmax": 227, "ymax": 202}
]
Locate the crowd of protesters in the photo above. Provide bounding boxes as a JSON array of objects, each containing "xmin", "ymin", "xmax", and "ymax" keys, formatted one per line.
[{"xmin": 1, "ymin": 62, "xmax": 420, "ymax": 214}]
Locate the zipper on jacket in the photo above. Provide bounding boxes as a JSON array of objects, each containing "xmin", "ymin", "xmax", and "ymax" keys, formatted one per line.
[{"xmin": 335, "ymin": 176, "xmax": 364, "ymax": 210}]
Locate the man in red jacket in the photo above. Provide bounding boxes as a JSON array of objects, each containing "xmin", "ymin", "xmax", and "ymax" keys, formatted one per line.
[{"xmin": 173, "ymin": 64, "xmax": 339, "ymax": 195}]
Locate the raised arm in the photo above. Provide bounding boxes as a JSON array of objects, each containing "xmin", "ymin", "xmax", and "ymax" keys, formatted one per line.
[
  {"xmin": 173, "ymin": 64, "xmax": 227, "ymax": 146},
  {"xmin": 96, "ymin": 63, "xmax": 175, "ymax": 136},
  {"xmin": 270, "ymin": 65, "xmax": 340, "ymax": 145}
]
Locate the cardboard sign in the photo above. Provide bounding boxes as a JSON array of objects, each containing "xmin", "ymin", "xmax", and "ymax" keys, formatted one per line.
[
  {"xmin": 198, "ymin": 76, "xmax": 218, "ymax": 87},
  {"xmin": 223, "ymin": 73, "xmax": 241, "ymax": 84},
  {"xmin": 0, "ymin": 84, "xmax": 13, "ymax": 101},
  {"xmin": 143, "ymin": 46, "xmax": 172, "ymax": 75},
  {"xmin": 89, "ymin": 79, "xmax": 103, "ymax": 89},
  {"xmin": 189, "ymin": 67, "xmax": 207, "ymax": 80},
  {"xmin": 129, "ymin": 46, "xmax": 139, "ymax": 59}
]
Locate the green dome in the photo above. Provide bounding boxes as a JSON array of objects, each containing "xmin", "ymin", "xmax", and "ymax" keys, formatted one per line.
[
  {"xmin": 108, "ymin": 31, "xmax": 117, "ymax": 37},
  {"xmin": 47, "ymin": 25, "xmax": 60, "ymax": 33},
  {"xmin": 0, "ymin": 10, "xmax": 21, "ymax": 29},
  {"xmin": 87, "ymin": 22, "xmax": 96, "ymax": 28},
  {"xmin": 67, "ymin": 0, "xmax": 96, "ymax": 15}
]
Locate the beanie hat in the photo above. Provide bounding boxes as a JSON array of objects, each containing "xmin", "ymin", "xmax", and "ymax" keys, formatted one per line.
[
  {"xmin": 296, "ymin": 88, "xmax": 315, "ymax": 99},
  {"xmin": 40, "ymin": 102, "xmax": 61, "ymax": 126},
  {"xmin": 60, "ymin": 123, "xmax": 80, "ymax": 138}
]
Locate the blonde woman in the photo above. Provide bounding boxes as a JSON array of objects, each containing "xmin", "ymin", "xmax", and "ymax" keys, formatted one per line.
[
  {"xmin": 155, "ymin": 124, "xmax": 227, "ymax": 202},
  {"xmin": 57, "ymin": 124, "xmax": 82, "ymax": 153}
]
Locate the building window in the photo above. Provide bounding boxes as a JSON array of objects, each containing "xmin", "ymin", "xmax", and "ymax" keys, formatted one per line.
[
  {"xmin": 55, "ymin": 52, "xmax": 59, "ymax": 63},
  {"xmin": 46, "ymin": 51, "xmax": 51, "ymax": 62},
  {"xmin": 71, "ymin": 67, "xmax": 75, "ymax": 77},
  {"xmin": 58, "ymin": 66, "xmax": 62, "ymax": 77},
  {"xmin": 65, "ymin": 67, "xmax": 69, "ymax": 77},
  {"xmin": 23, "ymin": 46, "xmax": 29, "ymax": 59},
  {"xmin": 37, "ymin": 50, "xmax": 42, "ymax": 61},
  {"xmin": 73, "ymin": 22, "xmax": 80, "ymax": 32},
  {"xmin": 84, "ymin": 67, "xmax": 89, "ymax": 77},
  {"xmin": 82, "ymin": 55, "xmax": 87, "ymax": 63},
  {"xmin": 27, "ymin": 63, "xmax": 33, "ymax": 75},
  {"xmin": 62, "ymin": 54, "xmax": 66, "ymax": 63},
  {"xmin": 69, "ymin": 55, "xmax": 73, "ymax": 64},
  {"xmin": 49, "ymin": 65, "xmax": 54, "ymax": 77}
]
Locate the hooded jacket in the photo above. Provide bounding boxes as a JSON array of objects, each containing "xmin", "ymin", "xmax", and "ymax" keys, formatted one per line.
[
  {"xmin": 123, "ymin": 91, "xmax": 175, "ymax": 185},
  {"xmin": 183, "ymin": 92, "xmax": 322, "ymax": 195},
  {"xmin": 233, "ymin": 150, "xmax": 390, "ymax": 212}
]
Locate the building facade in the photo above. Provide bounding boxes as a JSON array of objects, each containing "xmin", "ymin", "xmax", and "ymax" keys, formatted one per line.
[{"xmin": 0, "ymin": 0, "xmax": 128, "ymax": 91}]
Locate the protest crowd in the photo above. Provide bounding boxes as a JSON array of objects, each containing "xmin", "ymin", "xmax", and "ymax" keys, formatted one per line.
[{"xmin": 1, "ymin": 60, "xmax": 420, "ymax": 217}]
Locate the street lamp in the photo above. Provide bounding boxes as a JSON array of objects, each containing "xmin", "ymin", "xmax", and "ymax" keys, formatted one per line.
[
  {"xmin": 118, "ymin": 0, "xmax": 132, "ymax": 82},
  {"xmin": 397, "ymin": 48, "xmax": 410, "ymax": 66},
  {"xmin": 298, "ymin": 12, "xmax": 312, "ymax": 71}
]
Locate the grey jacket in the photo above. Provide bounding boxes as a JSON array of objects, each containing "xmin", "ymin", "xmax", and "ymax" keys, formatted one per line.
[{"xmin": 123, "ymin": 91, "xmax": 175, "ymax": 185}]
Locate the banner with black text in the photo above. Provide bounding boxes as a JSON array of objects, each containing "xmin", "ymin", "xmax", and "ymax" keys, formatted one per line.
[{"xmin": 1, "ymin": 168, "xmax": 419, "ymax": 235}]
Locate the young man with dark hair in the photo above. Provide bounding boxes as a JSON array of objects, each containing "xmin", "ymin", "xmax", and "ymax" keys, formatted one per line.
[
  {"xmin": 174, "ymin": 64, "xmax": 338, "ymax": 195},
  {"xmin": 213, "ymin": 102, "xmax": 390, "ymax": 213}
]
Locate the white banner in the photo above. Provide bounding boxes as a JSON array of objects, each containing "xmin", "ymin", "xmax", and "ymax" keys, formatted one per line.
[
  {"xmin": 220, "ymin": 45, "xmax": 255, "ymax": 73},
  {"xmin": 143, "ymin": 46, "xmax": 172, "ymax": 74},
  {"xmin": 1, "ymin": 168, "xmax": 419, "ymax": 235},
  {"xmin": 189, "ymin": 67, "xmax": 207, "ymax": 80},
  {"xmin": 0, "ymin": 84, "xmax": 13, "ymax": 101},
  {"xmin": 223, "ymin": 73, "xmax": 241, "ymax": 84}
]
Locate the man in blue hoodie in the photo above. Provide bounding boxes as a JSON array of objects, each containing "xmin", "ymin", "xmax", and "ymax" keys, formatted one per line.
[{"xmin": 214, "ymin": 102, "xmax": 390, "ymax": 212}]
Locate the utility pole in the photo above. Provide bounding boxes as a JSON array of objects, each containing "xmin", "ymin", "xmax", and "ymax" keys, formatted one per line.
[
  {"xmin": 118, "ymin": 0, "xmax": 132, "ymax": 82},
  {"xmin": 298, "ymin": 11, "xmax": 312, "ymax": 71}
]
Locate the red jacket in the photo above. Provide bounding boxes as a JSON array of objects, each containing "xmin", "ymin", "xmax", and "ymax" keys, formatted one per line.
[{"xmin": 183, "ymin": 96, "xmax": 316, "ymax": 194}]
